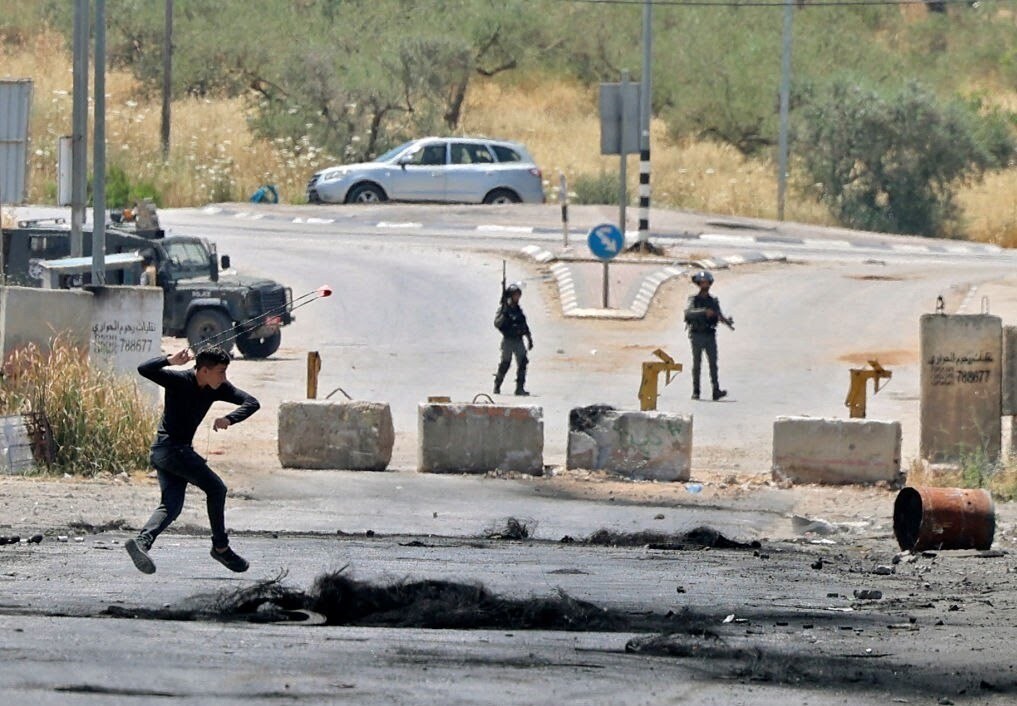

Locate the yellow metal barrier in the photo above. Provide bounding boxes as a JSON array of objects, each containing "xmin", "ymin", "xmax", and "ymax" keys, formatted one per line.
[
  {"xmin": 638, "ymin": 349, "xmax": 683, "ymax": 411},
  {"xmin": 845, "ymin": 359, "xmax": 892, "ymax": 419}
]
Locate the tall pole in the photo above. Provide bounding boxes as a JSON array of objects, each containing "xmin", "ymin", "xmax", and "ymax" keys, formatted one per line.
[
  {"xmin": 71, "ymin": 0, "xmax": 89, "ymax": 258},
  {"xmin": 619, "ymin": 70, "xmax": 630, "ymax": 236},
  {"xmin": 92, "ymin": 0, "xmax": 106, "ymax": 285},
  {"xmin": 637, "ymin": 0, "xmax": 652, "ymax": 248},
  {"xmin": 776, "ymin": 0, "xmax": 793, "ymax": 222},
  {"xmin": 161, "ymin": 0, "xmax": 173, "ymax": 160}
]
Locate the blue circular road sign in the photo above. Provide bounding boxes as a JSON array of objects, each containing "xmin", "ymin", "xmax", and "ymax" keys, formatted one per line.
[{"xmin": 587, "ymin": 223, "xmax": 625, "ymax": 261}]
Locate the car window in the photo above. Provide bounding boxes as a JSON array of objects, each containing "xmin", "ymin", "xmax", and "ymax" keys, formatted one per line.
[
  {"xmin": 164, "ymin": 241, "xmax": 209, "ymax": 269},
  {"xmin": 491, "ymin": 145, "xmax": 522, "ymax": 162},
  {"xmin": 374, "ymin": 141, "xmax": 415, "ymax": 163},
  {"xmin": 451, "ymin": 143, "xmax": 495, "ymax": 165},
  {"xmin": 408, "ymin": 143, "xmax": 447, "ymax": 166}
]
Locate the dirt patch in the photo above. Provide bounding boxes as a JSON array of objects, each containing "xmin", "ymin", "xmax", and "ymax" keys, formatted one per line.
[
  {"xmin": 625, "ymin": 633, "xmax": 1015, "ymax": 697},
  {"xmin": 846, "ymin": 274, "xmax": 908, "ymax": 282},
  {"xmin": 837, "ymin": 349, "xmax": 917, "ymax": 366}
]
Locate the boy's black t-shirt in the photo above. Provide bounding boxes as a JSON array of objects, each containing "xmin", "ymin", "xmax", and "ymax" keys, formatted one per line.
[{"xmin": 138, "ymin": 356, "xmax": 260, "ymax": 447}]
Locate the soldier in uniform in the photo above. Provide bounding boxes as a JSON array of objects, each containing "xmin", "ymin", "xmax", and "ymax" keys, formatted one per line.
[
  {"xmin": 493, "ymin": 283, "xmax": 533, "ymax": 396},
  {"xmin": 139, "ymin": 250, "xmax": 158, "ymax": 286},
  {"xmin": 684, "ymin": 270, "xmax": 729, "ymax": 401}
]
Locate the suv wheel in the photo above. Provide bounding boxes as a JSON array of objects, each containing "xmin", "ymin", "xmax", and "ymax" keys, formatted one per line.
[
  {"xmin": 346, "ymin": 183, "xmax": 386, "ymax": 204},
  {"xmin": 236, "ymin": 330, "xmax": 282, "ymax": 359},
  {"xmin": 483, "ymin": 188, "xmax": 521, "ymax": 205},
  {"xmin": 186, "ymin": 309, "xmax": 234, "ymax": 355}
]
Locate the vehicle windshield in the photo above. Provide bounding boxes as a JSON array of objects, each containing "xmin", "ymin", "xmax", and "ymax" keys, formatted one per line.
[
  {"xmin": 163, "ymin": 240, "xmax": 210, "ymax": 269},
  {"xmin": 373, "ymin": 141, "xmax": 417, "ymax": 163}
]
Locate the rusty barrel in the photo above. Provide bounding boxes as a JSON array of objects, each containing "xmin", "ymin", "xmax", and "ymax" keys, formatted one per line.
[{"xmin": 893, "ymin": 486, "xmax": 995, "ymax": 552}]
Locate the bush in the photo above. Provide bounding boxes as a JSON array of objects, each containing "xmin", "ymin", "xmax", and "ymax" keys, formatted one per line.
[
  {"xmin": 91, "ymin": 165, "xmax": 162, "ymax": 209},
  {"xmin": 571, "ymin": 170, "xmax": 628, "ymax": 205},
  {"xmin": 0, "ymin": 338, "xmax": 157, "ymax": 475},
  {"xmin": 797, "ymin": 81, "xmax": 1015, "ymax": 237}
]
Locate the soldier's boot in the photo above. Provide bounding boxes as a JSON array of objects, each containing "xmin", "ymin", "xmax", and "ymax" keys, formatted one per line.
[
  {"xmin": 515, "ymin": 361, "xmax": 529, "ymax": 396},
  {"xmin": 712, "ymin": 387, "xmax": 727, "ymax": 401},
  {"xmin": 494, "ymin": 361, "xmax": 510, "ymax": 394},
  {"xmin": 692, "ymin": 377, "xmax": 701, "ymax": 400}
]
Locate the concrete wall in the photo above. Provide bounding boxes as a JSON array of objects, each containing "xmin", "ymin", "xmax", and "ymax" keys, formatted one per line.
[
  {"xmin": 772, "ymin": 416, "xmax": 902, "ymax": 485},
  {"xmin": 418, "ymin": 403, "xmax": 543, "ymax": 475},
  {"xmin": 566, "ymin": 406, "xmax": 692, "ymax": 481},
  {"xmin": 88, "ymin": 286, "xmax": 163, "ymax": 400},
  {"xmin": 0, "ymin": 286, "xmax": 92, "ymax": 360},
  {"xmin": 920, "ymin": 314, "xmax": 1001, "ymax": 463},
  {"xmin": 278, "ymin": 400, "xmax": 394, "ymax": 470}
]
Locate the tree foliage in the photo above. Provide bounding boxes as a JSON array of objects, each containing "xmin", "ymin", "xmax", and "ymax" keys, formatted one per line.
[
  {"xmin": 797, "ymin": 81, "xmax": 1015, "ymax": 236},
  {"xmin": 19, "ymin": 0, "xmax": 1017, "ymax": 233}
]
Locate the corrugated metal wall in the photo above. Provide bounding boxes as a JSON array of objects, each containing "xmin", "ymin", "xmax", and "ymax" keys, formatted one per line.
[{"xmin": 0, "ymin": 79, "xmax": 33, "ymax": 204}]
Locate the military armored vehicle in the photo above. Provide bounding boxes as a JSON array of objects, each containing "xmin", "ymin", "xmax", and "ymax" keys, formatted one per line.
[{"xmin": 1, "ymin": 210, "xmax": 292, "ymax": 358}]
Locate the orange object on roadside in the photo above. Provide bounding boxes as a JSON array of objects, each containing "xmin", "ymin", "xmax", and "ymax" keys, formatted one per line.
[{"xmin": 893, "ymin": 486, "xmax": 995, "ymax": 552}]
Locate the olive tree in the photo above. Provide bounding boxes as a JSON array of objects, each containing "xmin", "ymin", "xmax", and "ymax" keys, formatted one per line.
[{"xmin": 797, "ymin": 81, "xmax": 1014, "ymax": 237}]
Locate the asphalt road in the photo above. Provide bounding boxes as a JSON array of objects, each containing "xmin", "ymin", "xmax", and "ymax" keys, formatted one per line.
[
  {"xmin": 160, "ymin": 204, "xmax": 1017, "ymax": 471},
  {"xmin": 7, "ymin": 202, "xmax": 1017, "ymax": 705},
  {"xmin": 3, "ymin": 532, "xmax": 1016, "ymax": 706}
]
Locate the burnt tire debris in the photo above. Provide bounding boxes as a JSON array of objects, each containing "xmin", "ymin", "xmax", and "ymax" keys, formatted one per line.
[{"xmin": 104, "ymin": 571, "xmax": 715, "ymax": 633}]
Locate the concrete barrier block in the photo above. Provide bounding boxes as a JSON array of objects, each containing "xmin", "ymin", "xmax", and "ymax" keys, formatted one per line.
[
  {"xmin": 278, "ymin": 400, "xmax": 394, "ymax": 470},
  {"xmin": 418, "ymin": 403, "xmax": 543, "ymax": 475},
  {"xmin": 772, "ymin": 416, "xmax": 902, "ymax": 485},
  {"xmin": 920, "ymin": 314, "xmax": 1001, "ymax": 463},
  {"xmin": 566, "ymin": 406, "xmax": 692, "ymax": 481}
]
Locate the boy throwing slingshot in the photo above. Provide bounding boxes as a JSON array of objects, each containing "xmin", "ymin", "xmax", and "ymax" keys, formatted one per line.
[{"xmin": 126, "ymin": 347, "xmax": 260, "ymax": 574}]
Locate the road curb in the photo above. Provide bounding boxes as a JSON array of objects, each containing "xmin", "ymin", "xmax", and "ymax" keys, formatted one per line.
[{"xmin": 521, "ymin": 246, "xmax": 786, "ymax": 320}]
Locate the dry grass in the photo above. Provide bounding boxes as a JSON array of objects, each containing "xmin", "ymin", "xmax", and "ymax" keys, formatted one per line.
[
  {"xmin": 3, "ymin": 29, "xmax": 327, "ymax": 206},
  {"xmin": 907, "ymin": 456, "xmax": 1017, "ymax": 501},
  {"xmin": 461, "ymin": 78, "xmax": 834, "ymax": 224},
  {"xmin": 0, "ymin": 337, "xmax": 157, "ymax": 475},
  {"xmin": 4, "ymin": 29, "xmax": 1016, "ymax": 243}
]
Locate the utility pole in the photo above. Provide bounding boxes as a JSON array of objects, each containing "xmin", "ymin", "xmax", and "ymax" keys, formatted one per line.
[
  {"xmin": 636, "ymin": 0, "xmax": 652, "ymax": 249},
  {"xmin": 92, "ymin": 0, "xmax": 106, "ymax": 285},
  {"xmin": 71, "ymin": 0, "xmax": 89, "ymax": 257},
  {"xmin": 619, "ymin": 70, "xmax": 630, "ymax": 236},
  {"xmin": 161, "ymin": 0, "xmax": 173, "ymax": 160},
  {"xmin": 776, "ymin": 0, "xmax": 793, "ymax": 222}
]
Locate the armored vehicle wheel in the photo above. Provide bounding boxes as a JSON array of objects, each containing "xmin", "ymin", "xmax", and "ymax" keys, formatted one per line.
[
  {"xmin": 236, "ymin": 330, "xmax": 281, "ymax": 359},
  {"xmin": 186, "ymin": 309, "xmax": 234, "ymax": 355}
]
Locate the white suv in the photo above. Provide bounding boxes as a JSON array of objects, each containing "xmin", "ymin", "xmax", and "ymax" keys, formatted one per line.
[{"xmin": 307, "ymin": 137, "xmax": 545, "ymax": 205}]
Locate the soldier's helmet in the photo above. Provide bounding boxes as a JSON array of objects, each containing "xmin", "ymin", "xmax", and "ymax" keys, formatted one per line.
[
  {"xmin": 505, "ymin": 283, "xmax": 523, "ymax": 294},
  {"xmin": 691, "ymin": 270, "xmax": 714, "ymax": 285}
]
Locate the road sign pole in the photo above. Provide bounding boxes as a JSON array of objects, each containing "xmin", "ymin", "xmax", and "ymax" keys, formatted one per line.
[
  {"xmin": 603, "ymin": 261, "xmax": 609, "ymax": 309},
  {"xmin": 587, "ymin": 223, "xmax": 624, "ymax": 311},
  {"xmin": 777, "ymin": 0, "xmax": 793, "ymax": 221},
  {"xmin": 638, "ymin": 0, "xmax": 652, "ymax": 246},
  {"xmin": 619, "ymin": 70, "xmax": 629, "ymax": 236},
  {"xmin": 559, "ymin": 171, "xmax": 569, "ymax": 248}
]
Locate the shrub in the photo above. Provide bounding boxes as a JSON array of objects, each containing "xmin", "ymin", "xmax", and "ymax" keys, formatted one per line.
[
  {"xmin": 0, "ymin": 338, "xmax": 157, "ymax": 476},
  {"xmin": 797, "ymin": 81, "xmax": 1015, "ymax": 237},
  {"xmin": 571, "ymin": 170, "xmax": 628, "ymax": 206},
  {"xmin": 90, "ymin": 165, "xmax": 162, "ymax": 209}
]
